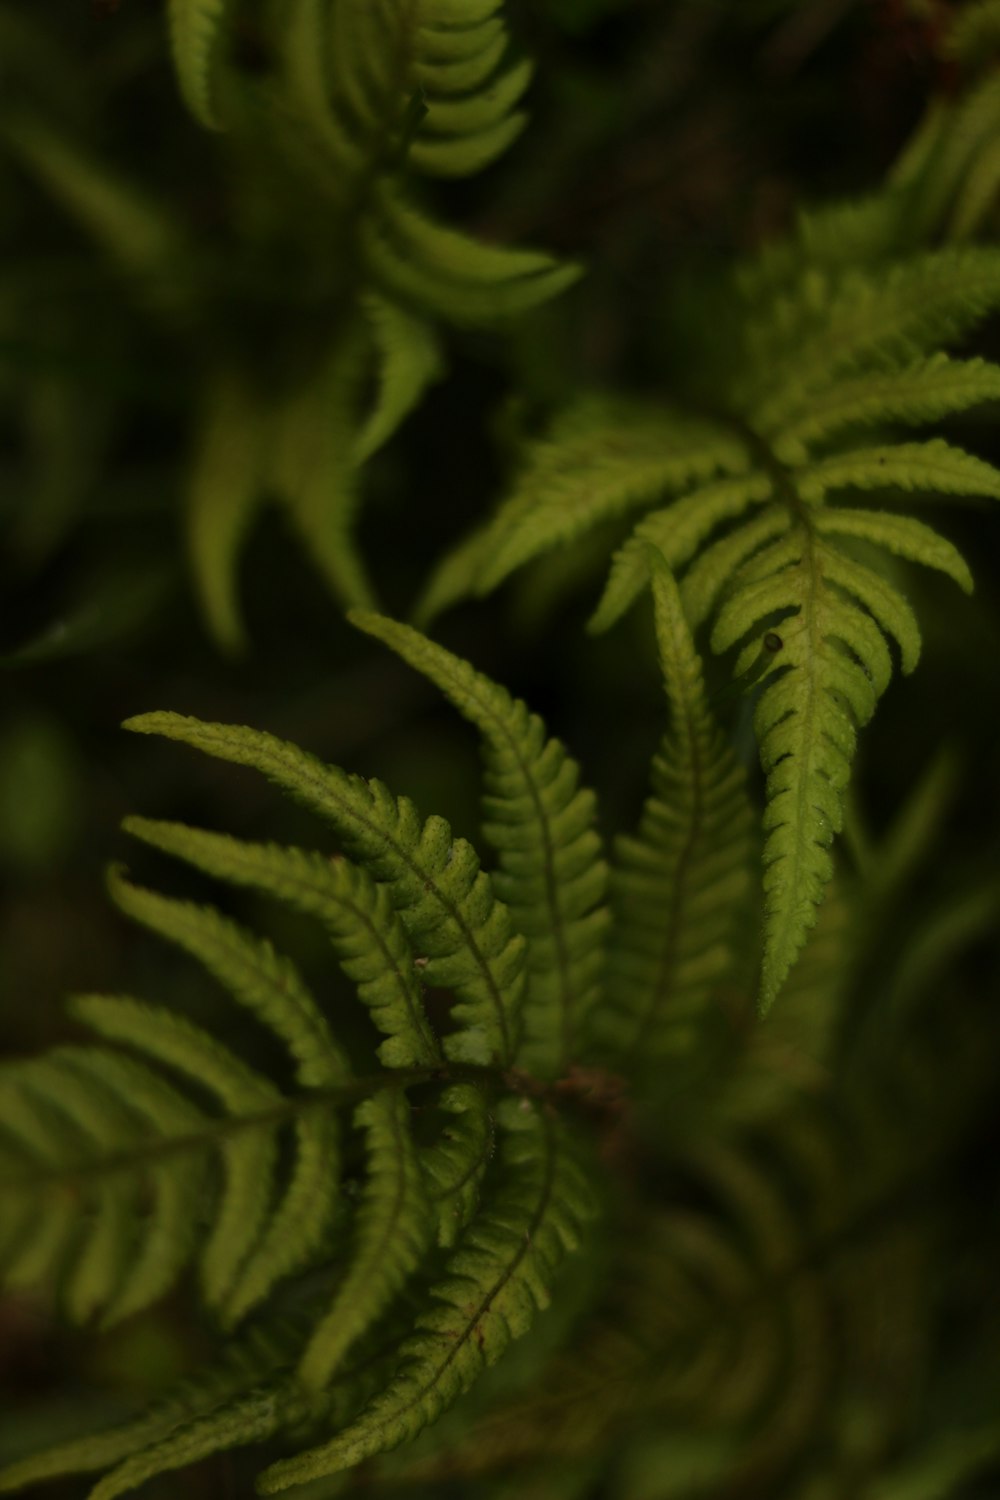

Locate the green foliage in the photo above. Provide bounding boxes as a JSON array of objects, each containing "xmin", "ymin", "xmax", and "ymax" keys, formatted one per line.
[
  {"xmin": 427, "ymin": 233, "xmax": 1000, "ymax": 1008},
  {"xmin": 3, "ymin": 6, "xmax": 1000, "ymax": 1500},
  {"xmin": 1, "ymin": 0, "xmax": 577, "ymax": 645}
]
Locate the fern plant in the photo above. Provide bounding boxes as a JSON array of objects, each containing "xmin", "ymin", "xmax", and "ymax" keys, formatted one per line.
[
  {"xmin": 421, "ymin": 226, "xmax": 1000, "ymax": 1011},
  {"xmin": 0, "ymin": 557, "xmax": 766, "ymax": 1496},
  {"xmin": 1, "ymin": 0, "xmax": 576, "ymax": 647},
  {"xmin": 2, "ymin": 562, "xmax": 997, "ymax": 1497}
]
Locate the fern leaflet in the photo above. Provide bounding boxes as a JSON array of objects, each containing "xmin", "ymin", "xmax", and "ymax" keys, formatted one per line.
[{"xmin": 123, "ymin": 712, "xmax": 526, "ymax": 1066}]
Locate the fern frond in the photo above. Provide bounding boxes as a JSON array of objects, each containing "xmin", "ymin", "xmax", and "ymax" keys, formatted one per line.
[
  {"xmin": 351, "ymin": 611, "xmax": 609, "ymax": 1077},
  {"xmin": 705, "ymin": 523, "xmax": 928, "ymax": 1011},
  {"xmin": 120, "ymin": 820, "xmax": 442, "ymax": 1068},
  {"xmin": 257, "ymin": 1102, "xmax": 596, "ymax": 1490},
  {"xmin": 602, "ymin": 552, "xmax": 754, "ymax": 1065},
  {"xmin": 167, "ymin": 0, "xmax": 231, "ymax": 130},
  {"xmin": 354, "ymin": 294, "xmax": 445, "ymax": 465},
  {"xmin": 299, "ymin": 1088, "xmax": 433, "ymax": 1390},
  {"xmin": 87, "ymin": 1388, "xmax": 303, "ymax": 1500},
  {"xmin": 123, "ymin": 713, "xmax": 525, "ymax": 1067},
  {"xmin": 186, "ymin": 371, "xmax": 266, "ymax": 652}
]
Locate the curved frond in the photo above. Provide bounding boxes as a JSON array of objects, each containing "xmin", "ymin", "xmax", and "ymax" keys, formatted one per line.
[
  {"xmin": 299, "ymin": 1088, "xmax": 433, "ymax": 1390},
  {"xmin": 602, "ymin": 553, "xmax": 755, "ymax": 1064},
  {"xmin": 167, "ymin": 0, "xmax": 231, "ymax": 130},
  {"xmin": 706, "ymin": 522, "xmax": 924, "ymax": 1011},
  {"xmin": 351, "ymin": 611, "xmax": 609, "ymax": 1077},
  {"xmin": 257, "ymin": 1102, "xmax": 597, "ymax": 1490},
  {"xmin": 123, "ymin": 713, "xmax": 526, "ymax": 1067}
]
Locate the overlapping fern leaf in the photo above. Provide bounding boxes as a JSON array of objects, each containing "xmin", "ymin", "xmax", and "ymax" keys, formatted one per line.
[
  {"xmin": 0, "ymin": 618, "xmax": 632, "ymax": 1495},
  {"xmin": 599, "ymin": 551, "xmax": 755, "ymax": 1072},
  {"xmin": 425, "ymin": 231, "xmax": 1000, "ymax": 1010}
]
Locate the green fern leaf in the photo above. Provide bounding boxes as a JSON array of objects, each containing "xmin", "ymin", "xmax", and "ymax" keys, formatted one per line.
[
  {"xmin": 602, "ymin": 551, "xmax": 754, "ymax": 1063},
  {"xmin": 186, "ymin": 371, "xmax": 266, "ymax": 652},
  {"xmin": 354, "ymin": 294, "xmax": 445, "ymax": 464},
  {"xmin": 257, "ymin": 1101, "xmax": 596, "ymax": 1490},
  {"xmin": 680, "ymin": 507, "xmax": 793, "ymax": 629},
  {"xmin": 812, "ymin": 509, "xmax": 974, "ymax": 593},
  {"xmin": 123, "ymin": 713, "xmax": 526, "ymax": 1067},
  {"xmin": 167, "ymin": 0, "xmax": 231, "ymax": 130},
  {"xmin": 706, "ymin": 526, "xmax": 925, "ymax": 1011},
  {"xmin": 120, "ymin": 820, "xmax": 442, "ymax": 1068},
  {"xmin": 299, "ymin": 1088, "xmax": 434, "ymax": 1390},
  {"xmin": 796, "ymin": 438, "xmax": 1000, "ymax": 504},
  {"xmin": 351, "ymin": 611, "xmax": 609, "ymax": 1077},
  {"xmin": 1, "ymin": 1045, "xmax": 212, "ymax": 1325}
]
